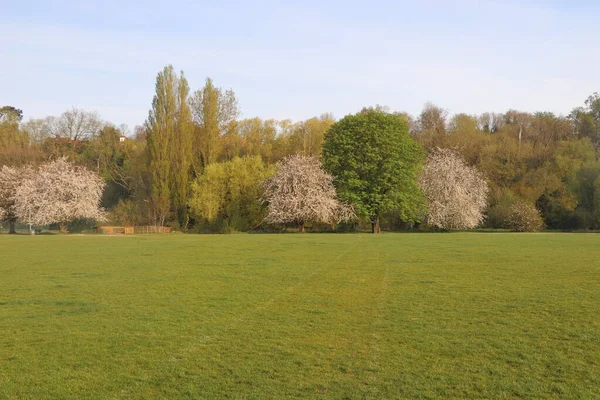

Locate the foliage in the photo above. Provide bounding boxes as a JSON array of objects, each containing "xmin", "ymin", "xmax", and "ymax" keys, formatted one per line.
[
  {"xmin": 189, "ymin": 78, "xmax": 239, "ymax": 170},
  {"xmin": 189, "ymin": 156, "xmax": 274, "ymax": 232},
  {"xmin": 487, "ymin": 187, "xmax": 519, "ymax": 229},
  {"xmin": 570, "ymin": 92, "xmax": 600, "ymax": 148},
  {"xmin": 13, "ymin": 158, "xmax": 106, "ymax": 228},
  {"xmin": 323, "ymin": 108, "xmax": 425, "ymax": 232},
  {"xmin": 419, "ymin": 148, "xmax": 488, "ymax": 230},
  {"xmin": 572, "ymin": 162, "xmax": 600, "ymax": 229},
  {"xmin": 506, "ymin": 200, "xmax": 544, "ymax": 232},
  {"xmin": 4, "ymin": 75, "xmax": 600, "ymax": 233},
  {"xmin": 262, "ymin": 155, "xmax": 355, "ymax": 230},
  {"xmin": 111, "ymin": 199, "xmax": 142, "ymax": 227},
  {"xmin": 0, "ymin": 106, "xmax": 31, "ymax": 164}
]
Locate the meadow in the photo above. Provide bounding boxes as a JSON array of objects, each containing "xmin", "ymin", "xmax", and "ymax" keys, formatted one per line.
[{"xmin": 1, "ymin": 233, "xmax": 599, "ymax": 399}]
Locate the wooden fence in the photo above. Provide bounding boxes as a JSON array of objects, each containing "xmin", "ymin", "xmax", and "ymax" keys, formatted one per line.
[{"xmin": 97, "ymin": 226, "xmax": 171, "ymax": 235}]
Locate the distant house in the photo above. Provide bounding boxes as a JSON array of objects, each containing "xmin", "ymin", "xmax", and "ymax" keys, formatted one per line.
[{"xmin": 119, "ymin": 135, "xmax": 127, "ymax": 143}]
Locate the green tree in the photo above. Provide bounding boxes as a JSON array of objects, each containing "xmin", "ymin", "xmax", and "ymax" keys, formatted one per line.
[
  {"xmin": 323, "ymin": 108, "xmax": 425, "ymax": 233},
  {"xmin": 0, "ymin": 105, "xmax": 28, "ymax": 150},
  {"xmin": 171, "ymin": 75, "xmax": 194, "ymax": 228},
  {"xmin": 570, "ymin": 93, "xmax": 600, "ymax": 148},
  {"xmin": 146, "ymin": 65, "xmax": 193, "ymax": 227},
  {"xmin": 190, "ymin": 78, "xmax": 239, "ymax": 172},
  {"xmin": 189, "ymin": 156, "xmax": 274, "ymax": 232},
  {"xmin": 0, "ymin": 106, "xmax": 43, "ymax": 166},
  {"xmin": 445, "ymin": 113, "xmax": 486, "ymax": 164},
  {"xmin": 287, "ymin": 114, "xmax": 335, "ymax": 156}
]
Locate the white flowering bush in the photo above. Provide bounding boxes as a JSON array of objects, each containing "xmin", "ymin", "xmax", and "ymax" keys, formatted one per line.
[{"xmin": 507, "ymin": 200, "xmax": 544, "ymax": 232}]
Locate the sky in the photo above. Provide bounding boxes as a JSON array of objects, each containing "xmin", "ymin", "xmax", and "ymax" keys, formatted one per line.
[{"xmin": 2, "ymin": 0, "xmax": 600, "ymax": 131}]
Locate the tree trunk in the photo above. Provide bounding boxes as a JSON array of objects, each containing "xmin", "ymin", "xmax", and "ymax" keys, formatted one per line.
[
  {"xmin": 300, "ymin": 223, "xmax": 305, "ymax": 233},
  {"xmin": 9, "ymin": 220, "xmax": 16, "ymax": 234},
  {"xmin": 371, "ymin": 217, "xmax": 381, "ymax": 234},
  {"xmin": 59, "ymin": 223, "xmax": 68, "ymax": 234}
]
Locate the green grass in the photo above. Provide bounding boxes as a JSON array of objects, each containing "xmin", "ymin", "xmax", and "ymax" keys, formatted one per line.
[{"xmin": 1, "ymin": 233, "xmax": 599, "ymax": 399}]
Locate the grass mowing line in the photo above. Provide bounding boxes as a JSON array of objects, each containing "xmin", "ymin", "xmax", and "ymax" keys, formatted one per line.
[
  {"xmin": 367, "ymin": 250, "xmax": 390, "ymax": 381},
  {"xmin": 228, "ymin": 236, "xmax": 360, "ymax": 323},
  {"xmin": 152, "ymin": 236, "xmax": 363, "ymax": 375},
  {"xmin": 114, "ymin": 236, "xmax": 362, "ymax": 398}
]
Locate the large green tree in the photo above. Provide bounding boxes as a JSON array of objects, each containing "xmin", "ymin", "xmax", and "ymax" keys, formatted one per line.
[
  {"xmin": 323, "ymin": 108, "xmax": 425, "ymax": 233},
  {"xmin": 146, "ymin": 65, "xmax": 193, "ymax": 227}
]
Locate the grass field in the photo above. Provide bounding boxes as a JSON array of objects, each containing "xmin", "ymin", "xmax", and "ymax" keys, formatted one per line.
[{"xmin": 1, "ymin": 233, "xmax": 599, "ymax": 399}]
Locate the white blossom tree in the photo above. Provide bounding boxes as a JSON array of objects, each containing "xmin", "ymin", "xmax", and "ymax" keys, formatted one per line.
[
  {"xmin": 0, "ymin": 165, "xmax": 33, "ymax": 233},
  {"xmin": 419, "ymin": 148, "xmax": 488, "ymax": 230},
  {"xmin": 14, "ymin": 158, "xmax": 106, "ymax": 232},
  {"xmin": 262, "ymin": 155, "xmax": 355, "ymax": 232}
]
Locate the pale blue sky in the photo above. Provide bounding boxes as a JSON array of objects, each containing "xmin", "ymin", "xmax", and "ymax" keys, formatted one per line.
[{"xmin": 2, "ymin": 0, "xmax": 599, "ymax": 130}]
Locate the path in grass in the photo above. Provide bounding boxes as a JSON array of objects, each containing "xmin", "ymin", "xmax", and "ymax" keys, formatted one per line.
[{"xmin": 1, "ymin": 233, "xmax": 599, "ymax": 398}]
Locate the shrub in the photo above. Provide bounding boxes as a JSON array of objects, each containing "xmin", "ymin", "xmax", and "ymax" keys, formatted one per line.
[
  {"xmin": 111, "ymin": 199, "xmax": 143, "ymax": 227},
  {"xmin": 486, "ymin": 188, "xmax": 518, "ymax": 229},
  {"xmin": 507, "ymin": 200, "xmax": 544, "ymax": 232}
]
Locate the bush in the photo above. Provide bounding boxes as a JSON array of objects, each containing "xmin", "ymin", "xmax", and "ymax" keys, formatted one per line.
[
  {"xmin": 507, "ymin": 200, "xmax": 544, "ymax": 232},
  {"xmin": 486, "ymin": 188, "xmax": 515, "ymax": 229},
  {"xmin": 189, "ymin": 156, "xmax": 274, "ymax": 232},
  {"xmin": 110, "ymin": 199, "xmax": 138, "ymax": 226}
]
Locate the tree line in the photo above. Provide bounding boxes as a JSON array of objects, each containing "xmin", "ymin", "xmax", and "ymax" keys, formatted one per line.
[{"xmin": 1, "ymin": 65, "xmax": 599, "ymax": 233}]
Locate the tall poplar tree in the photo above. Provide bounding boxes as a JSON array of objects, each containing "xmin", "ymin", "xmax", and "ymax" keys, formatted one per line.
[
  {"xmin": 171, "ymin": 74, "xmax": 193, "ymax": 227},
  {"xmin": 146, "ymin": 65, "xmax": 193, "ymax": 227},
  {"xmin": 190, "ymin": 78, "xmax": 239, "ymax": 173}
]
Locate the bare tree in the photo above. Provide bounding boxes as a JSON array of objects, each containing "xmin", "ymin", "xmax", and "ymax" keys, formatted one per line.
[
  {"xmin": 419, "ymin": 148, "xmax": 488, "ymax": 230},
  {"xmin": 50, "ymin": 108, "xmax": 103, "ymax": 140},
  {"xmin": 262, "ymin": 155, "xmax": 355, "ymax": 232},
  {"xmin": 418, "ymin": 103, "xmax": 448, "ymax": 134},
  {"xmin": 477, "ymin": 112, "xmax": 504, "ymax": 133},
  {"xmin": 21, "ymin": 109, "xmax": 103, "ymax": 143},
  {"xmin": 20, "ymin": 118, "xmax": 52, "ymax": 144},
  {"xmin": 14, "ymin": 158, "xmax": 106, "ymax": 232}
]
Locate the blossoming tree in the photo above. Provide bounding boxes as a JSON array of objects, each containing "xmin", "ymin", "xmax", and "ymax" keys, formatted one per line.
[
  {"xmin": 0, "ymin": 165, "xmax": 32, "ymax": 233},
  {"xmin": 262, "ymin": 155, "xmax": 355, "ymax": 232},
  {"xmin": 14, "ymin": 158, "xmax": 106, "ymax": 232},
  {"xmin": 419, "ymin": 148, "xmax": 488, "ymax": 230}
]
